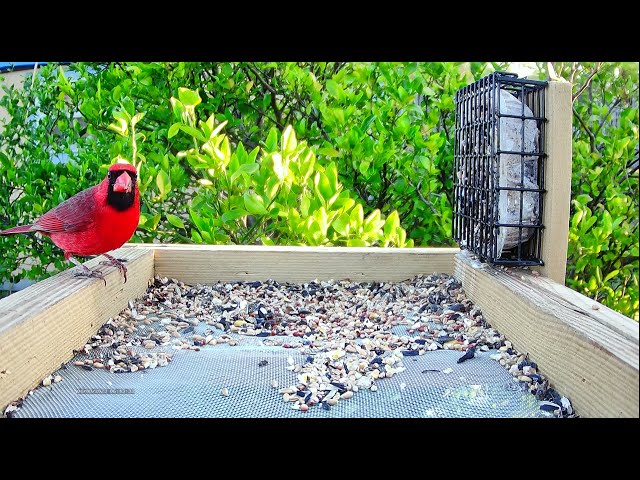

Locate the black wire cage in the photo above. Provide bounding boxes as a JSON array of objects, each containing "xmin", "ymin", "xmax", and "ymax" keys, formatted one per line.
[{"xmin": 453, "ymin": 71, "xmax": 548, "ymax": 266}]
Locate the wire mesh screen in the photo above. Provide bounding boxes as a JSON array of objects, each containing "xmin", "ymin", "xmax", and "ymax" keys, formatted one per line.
[
  {"xmin": 453, "ymin": 72, "xmax": 548, "ymax": 266},
  {"xmin": 11, "ymin": 331, "xmax": 544, "ymax": 418},
  {"xmin": 7, "ymin": 275, "xmax": 566, "ymax": 419}
]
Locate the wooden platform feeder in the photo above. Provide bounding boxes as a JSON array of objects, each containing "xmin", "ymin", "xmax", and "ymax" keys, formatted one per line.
[{"xmin": 0, "ymin": 80, "xmax": 637, "ymax": 418}]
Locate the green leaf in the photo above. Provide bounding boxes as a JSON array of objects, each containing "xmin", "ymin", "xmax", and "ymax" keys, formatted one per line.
[
  {"xmin": 179, "ymin": 125, "xmax": 206, "ymax": 142},
  {"xmin": 361, "ymin": 114, "xmax": 376, "ymax": 132},
  {"xmin": 395, "ymin": 114, "xmax": 410, "ymax": 135},
  {"xmin": 326, "ymin": 80, "xmax": 341, "ymax": 100},
  {"xmin": 332, "ymin": 213, "xmax": 351, "ymax": 236},
  {"xmin": 281, "ymin": 125, "xmax": 297, "ymax": 152},
  {"xmin": 79, "ymin": 100, "xmax": 99, "ymax": 120},
  {"xmin": 168, "ymin": 123, "xmax": 181, "ymax": 138},
  {"xmin": 314, "ymin": 172, "xmax": 333, "ymax": 203},
  {"xmin": 138, "ymin": 213, "xmax": 150, "ymax": 229},
  {"xmin": 210, "ymin": 119, "xmax": 228, "ymax": 139},
  {"xmin": 261, "ymin": 236, "xmax": 275, "ymax": 246},
  {"xmin": 108, "ymin": 116, "xmax": 128, "ymax": 136},
  {"xmin": 300, "ymin": 196, "xmax": 311, "ymax": 217},
  {"xmin": 346, "ymin": 238, "xmax": 368, "ymax": 247},
  {"xmin": 423, "ymin": 85, "xmax": 436, "ymax": 96},
  {"xmin": 156, "ymin": 170, "xmax": 171, "ymax": 198},
  {"xmin": 0, "ymin": 151, "xmax": 11, "ymax": 169},
  {"xmin": 571, "ymin": 209, "xmax": 584, "ymax": 229},
  {"xmin": 595, "ymin": 266, "xmax": 603, "ymax": 285},
  {"xmin": 221, "ymin": 209, "xmax": 249, "ymax": 223},
  {"xmin": 265, "ymin": 175, "xmax": 281, "ymax": 200},
  {"xmin": 384, "ymin": 210, "xmax": 400, "ymax": 237},
  {"xmin": 230, "ymin": 163, "xmax": 259, "ymax": 184},
  {"xmin": 178, "ymin": 87, "xmax": 201, "ymax": 107},
  {"xmin": 150, "ymin": 213, "xmax": 161, "ymax": 231},
  {"xmin": 324, "ymin": 163, "xmax": 339, "ymax": 193},
  {"xmin": 189, "ymin": 210, "xmax": 209, "ymax": 234},
  {"xmin": 364, "ymin": 210, "xmax": 384, "ymax": 232},
  {"xmin": 270, "ymin": 152, "xmax": 286, "ymax": 181},
  {"xmin": 396, "ymin": 226, "xmax": 407, "ymax": 246},
  {"xmin": 350, "ymin": 204, "xmax": 364, "ymax": 228},
  {"xmin": 166, "ymin": 214, "xmax": 185, "ymax": 229},
  {"xmin": 314, "ymin": 207, "xmax": 328, "ymax": 234},
  {"xmin": 131, "ymin": 112, "xmax": 145, "ymax": 127},
  {"xmin": 265, "ymin": 127, "xmax": 278, "ymax": 152},
  {"xmin": 602, "ymin": 210, "xmax": 613, "ymax": 236},
  {"xmin": 603, "ymin": 269, "xmax": 619, "ymax": 283},
  {"xmin": 575, "ymin": 194, "xmax": 592, "ymax": 206},
  {"xmin": 288, "ymin": 209, "xmax": 302, "ymax": 232},
  {"xmin": 244, "ymin": 192, "xmax": 268, "ymax": 215},
  {"xmin": 120, "ymin": 98, "xmax": 135, "ymax": 117},
  {"xmin": 318, "ymin": 147, "xmax": 341, "ymax": 158},
  {"xmin": 299, "ymin": 150, "xmax": 316, "ymax": 182},
  {"xmin": 248, "ymin": 146, "xmax": 260, "ymax": 164},
  {"xmin": 169, "ymin": 96, "xmax": 185, "ymax": 119}
]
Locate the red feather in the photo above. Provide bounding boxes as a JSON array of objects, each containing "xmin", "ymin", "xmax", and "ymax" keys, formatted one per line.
[{"xmin": 1, "ymin": 163, "xmax": 140, "ymax": 261}]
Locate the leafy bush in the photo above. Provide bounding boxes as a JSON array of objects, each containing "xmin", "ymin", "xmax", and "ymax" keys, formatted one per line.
[
  {"xmin": 159, "ymin": 87, "xmax": 411, "ymax": 247},
  {"xmin": 0, "ymin": 61, "xmax": 637, "ymax": 321},
  {"xmin": 554, "ymin": 62, "xmax": 638, "ymax": 320},
  {"xmin": 214, "ymin": 62, "xmax": 489, "ymax": 246}
]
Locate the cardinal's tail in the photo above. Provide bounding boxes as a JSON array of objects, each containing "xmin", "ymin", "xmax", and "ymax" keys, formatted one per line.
[{"xmin": 0, "ymin": 225, "xmax": 35, "ymax": 236}]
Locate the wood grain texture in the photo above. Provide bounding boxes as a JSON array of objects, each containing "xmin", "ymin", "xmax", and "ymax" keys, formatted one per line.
[
  {"xmin": 0, "ymin": 247, "xmax": 154, "ymax": 412},
  {"xmin": 454, "ymin": 250, "xmax": 639, "ymax": 418},
  {"xmin": 130, "ymin": 244, "xmax": 460, "ymax": 284},
  {"xmin": 539, "ymin": 80, "xmax": 572, "ymax": 283}
]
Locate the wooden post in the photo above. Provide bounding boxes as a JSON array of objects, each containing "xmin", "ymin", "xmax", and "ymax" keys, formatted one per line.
[{"xmin": 539, "ymin": 80, "xmax": 573, "ymax": 283}]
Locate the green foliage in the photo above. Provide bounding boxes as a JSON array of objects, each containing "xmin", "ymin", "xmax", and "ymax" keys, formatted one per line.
[
  {"xmin": 299, "ymin": 62, "xmax": 486, "ymax": 246},
  {"xmin": 554, "ymin": 62, "xmax": 638, "ymax": 321},
  {"xmin": 0, "ymin": 61, "xmax": 637, "ymax": 322},
  {"xmin": 170, "ymin": 91, "xmax": 412, "ymax": 247}
]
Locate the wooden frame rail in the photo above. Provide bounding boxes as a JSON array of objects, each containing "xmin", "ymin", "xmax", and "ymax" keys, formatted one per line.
[{"xmin": 1, "ymin": 245, "xmax": 636, "ymax": 418}]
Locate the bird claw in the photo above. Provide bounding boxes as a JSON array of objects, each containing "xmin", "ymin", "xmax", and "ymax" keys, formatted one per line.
[
  {"xmin": 100, "ymin": 256, "xmax": 128, "ymax": 283},
  {"xmin": 74, "ymin": 268, "xmax": 107, "ymax": 286}
]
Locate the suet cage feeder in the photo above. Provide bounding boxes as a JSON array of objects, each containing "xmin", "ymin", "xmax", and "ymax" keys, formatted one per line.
[{"xmin": 453, "ymin": 71, "xmax": 548, "ymax": 266}]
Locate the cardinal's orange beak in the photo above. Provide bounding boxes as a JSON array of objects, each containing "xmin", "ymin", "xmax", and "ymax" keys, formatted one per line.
[{"xmin": 113, "ymin": 171, "xmax": 133, "ymax": 193}]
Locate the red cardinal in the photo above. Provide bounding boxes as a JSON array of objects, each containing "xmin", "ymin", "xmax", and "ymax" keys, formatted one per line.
[{"xmin": 0, "ymin": 161, "xmax": 140, "ymax": 283}]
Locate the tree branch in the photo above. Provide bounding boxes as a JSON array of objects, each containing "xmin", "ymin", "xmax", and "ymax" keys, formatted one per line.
[
  {"xmin": 440, "ymin": 111, "xmax": 450, "ymax": 141},
  {"xmin": 416, "ymin": 178, "xmax": 438, "ymax": 215},
  {"xmin": 242, "ymin": 100, "xmax": 281, "ymax": 129},
  {"xmin": 351, "ymin": 168, "xmax": 369, "ymax": 205},
  {"xmin": 572, "ymin": 63, "xmax": 602, "ymax": 103},
  {"xmin": 572, "ymin": 105, "xmax": 596, "ymax": 153},
  {"xmin": 245, "ymin": 63, "xmax": 277, "ymax": 95},
  {"xmin": 270, "ymin": 90, "xmax": 282, "ymax": 126},
  {"xmin": 593, "ymin": 98, "xmax": 622, "ymax": 138},
  {"xmin": 569, "ymin": 63, "xmax": 577, "ymax": 85},
  {"xmin": 605, "ymin": 222, "xmax": 639, "ymax": 272},
  {"xmin": 375, "ymin": 161, "xmax": 391, "ymax": 210}
]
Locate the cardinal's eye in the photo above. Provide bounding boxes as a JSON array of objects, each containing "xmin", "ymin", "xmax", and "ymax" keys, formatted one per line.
[{"xmin": 108, "ymin": 172, "xmax": 113, "ymax": 180}]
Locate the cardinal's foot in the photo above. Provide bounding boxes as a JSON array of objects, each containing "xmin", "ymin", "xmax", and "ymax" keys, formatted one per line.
[
  {"xmin": 73, "ymin": 266, "xmax": 107, "ymax": 286},
  {"xmin": 100, "ymin": 253, "xmax": 128, "ymax": 283},
  {"xmin": 68, "ymin": 256, "xmax": 107, "ymax": 286}
]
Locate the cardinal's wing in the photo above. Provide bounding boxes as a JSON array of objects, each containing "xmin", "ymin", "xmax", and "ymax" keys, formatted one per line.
[{"xmin": 33, "ymin": 186, "xmax": 99, "ymax": 233}]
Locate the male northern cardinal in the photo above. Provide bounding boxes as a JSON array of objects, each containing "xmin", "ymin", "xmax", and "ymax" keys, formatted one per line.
[{"xmin": 0, "ymin": 161, "xmax": 140, "ymax": 283}]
